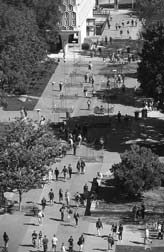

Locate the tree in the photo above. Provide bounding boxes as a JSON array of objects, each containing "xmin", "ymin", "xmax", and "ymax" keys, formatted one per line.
[
  {"xmin": 0, "ymin": 118, "xmax": 60, "ymax": 210},
  {"xmin": 111, "ymin": 145, "xmax": 164, "ymax": 197},
  {"xmin": 0, "ymin": 2, "xmax": 46, "ymax": 93},
  {"xmin": 136, "ymin": 0, "xmax": 164, "ymax": 24},
  {"xmin": 0, "ymin": 2, "xmax": 47, "ymax": 93},
  {"xmin": 137, "ymin": 23, "xmax": 164, "ymax": 101}
]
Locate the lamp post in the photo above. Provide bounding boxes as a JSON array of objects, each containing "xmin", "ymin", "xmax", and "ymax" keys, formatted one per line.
[
  {"xmin": 36, "ymin": 108, "xmax": 41, "ymax": 122},
  {"xmin": 72, "ymin": 40, "xmax": 76, "ymax": 83},
  {"xmin": 52, "ymin": 82, "xmax": 55, "ymax": 122}
]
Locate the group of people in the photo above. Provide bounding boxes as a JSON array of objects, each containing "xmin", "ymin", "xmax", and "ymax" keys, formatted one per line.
[{"xmin": 31, "ymin": 231, "xmax": 85, "ymax": 252}]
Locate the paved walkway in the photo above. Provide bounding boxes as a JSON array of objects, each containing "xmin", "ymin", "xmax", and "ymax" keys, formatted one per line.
[{"xmin": 1, "ymin": 8, "xmax": 164, "ymax": 252}]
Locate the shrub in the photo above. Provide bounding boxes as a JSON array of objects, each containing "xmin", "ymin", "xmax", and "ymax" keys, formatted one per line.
[
  {"xmin": 82, "ymin": 43, "xmax": 90, "ymax": 50},
  {"xmin": 111, "ymin": 145, "xmax": 164, "ymax": 197}
]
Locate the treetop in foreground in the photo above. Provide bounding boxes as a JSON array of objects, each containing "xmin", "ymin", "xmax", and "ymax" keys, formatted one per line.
[
  {"xmin": 111, "ymin": 145, "xmax": 164, "ymax": 197},
  {"xmin": 0, "ymin": 118, "xmax": 61, "ymax": 210}
]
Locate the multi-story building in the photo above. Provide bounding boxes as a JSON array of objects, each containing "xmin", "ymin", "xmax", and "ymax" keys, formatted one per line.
[{"xmin": 59, "ymin": 0, "xmax": 96, "ymax": 54}]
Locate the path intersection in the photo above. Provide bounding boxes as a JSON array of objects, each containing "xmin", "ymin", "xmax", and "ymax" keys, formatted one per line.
[{"xmin": 0, "ymin": 8, "xmax": 164, "ymax": 252}]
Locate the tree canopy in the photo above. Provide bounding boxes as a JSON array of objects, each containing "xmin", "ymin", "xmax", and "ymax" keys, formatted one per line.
[
  {"xmin": 136, "ymin": 0, "xmax": 164, "ymax": 24},
  {"xmin": 111, "ymin": 145, "xmax": 164, "ymax": 197},
  {"xmin": 0, "ymin": 118, "xmax": 60, "ymax": 210},
  {"xmin": 137, "ymin": 23, "xmax": 164, "ymax": 101},
  {"xmin": 0, "ymin": 0, "xmax": 61, "ymax": 94}
]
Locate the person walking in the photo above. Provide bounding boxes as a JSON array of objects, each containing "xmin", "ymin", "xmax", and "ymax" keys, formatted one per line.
[
  {"xmin": 61, "ymin": 242, "xmax": 66, "ymax": 252},
  {"xmin": 62, "ymin": 166, "xmax": 68, "ymax": 181},
  {"xmin": 41, "ymin": 197, "xmax": 47, "ymax": 211},
  {"xmin": 111, "ymin": 223, "xmax": 117, "ymax": 239},
  {"xmin": 73, "ymin": 142, "xmax": 77, "ymax": 155},
  {"xmin": 32, "ymin": 230, "xmax": 37, "ymax": 248},
  {"xmin": 80, "ymin": 159, "xmax": 86, "ymax": 174},
  {"xmin": 52, "ymin": 234, "xmax": 58, "ymax": 252},
  {"xmin": 87, "ymin": 99, "xmax": 91, "ymax": 110},
  {"xmin": 84, "ymin": 73, "xmax": 88, "ymax": 83},
  {"xmin": 38, "ymin": 210, "xmax": 44, "ymax": 226},
  {"xmin": 96, "ymin": 218, "xmax": 103, "ymax": 236},
  {"xmin": 107, "ymin": 234, "xmax": 114, "ymax": 250},
  {"xmin": 59, "ymin": 188, "xmax": 63, "ymax": 203},
  {"xmin": 68, "ymin": 164, "xmax": 73, "ymax": 179},
  {"xmin": 38, "ymin": 231, "xmax": 42, "ymax": 249},
  {"xmin": 60, "ymin": 204, "xmax": 65, "ymax": 221},
  {"xmin": 76, "ymin": 159, "xmax": 81, "ymax": 174},
  {"xmin": 141, "ymin": 203, "xmax": 145, "ymax": 219},
  {"xmin": 42, "ymin": 235, "xmax": 49, "ymax": 252},
  {"xmin": 48, "ymin": 188, "xmax": 54, "ymax": 205},
  {"xmin": 68, "ymin": 236, "xmax": 74, "ymax": 252},
  {"xmin": 74, "ymin": 208, "xmax": 80, "ymax": 226},
  {"xmin": 59, "ymin": 81, "xmax": 63, "ymax": 91},
  {"xmin": 118, "ymin": 224, "xmax": 123, "ymax": 240},
  {"xmin": 54, "ymin": 167, "xmax": 59, "ymax": 181},
  {"xmin": 3, "ymin": 232, "xmax": 9, "ymax": 250},
  {"xmin": 77, "ymin": 234, "xmax": 85, "ymax": 252},
  {"xmin": 83, "ymin": 86, "xmax": 88, "ymax": 97},
  {"xmin": 65, "ymin": 190, "xmax": 70, "ymax": 206}
]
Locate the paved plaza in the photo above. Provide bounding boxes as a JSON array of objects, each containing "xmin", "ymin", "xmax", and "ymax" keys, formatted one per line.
[{"xmin": 0, "ymin": 8, "xmax": 164, "ymax": 252}]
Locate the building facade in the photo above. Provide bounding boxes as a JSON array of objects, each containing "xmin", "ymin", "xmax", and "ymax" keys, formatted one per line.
[{"xmin": 59, "ymin": 0, "xmax": 96, "ymax": 53}]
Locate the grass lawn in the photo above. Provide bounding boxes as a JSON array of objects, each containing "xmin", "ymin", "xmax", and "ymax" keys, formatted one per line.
[{"xmin": 1, "ymin": 60, "xmax": 58, "ymax": 111}]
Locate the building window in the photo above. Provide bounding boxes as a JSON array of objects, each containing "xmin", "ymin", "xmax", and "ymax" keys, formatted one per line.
[
  {"xmin": 72, "ymin": 12, "xmax": 76, "ymax": 19},
  {"xmin": 68, "ymin": 4, "xmax": 73, "ymax": 11},
  {"xmin": 64, "ymin": 12, "xmax": 69, "ymax": 19},
  {"xmin": 72, "ymin": 19, "xmax": 76, "ymax": 26}
]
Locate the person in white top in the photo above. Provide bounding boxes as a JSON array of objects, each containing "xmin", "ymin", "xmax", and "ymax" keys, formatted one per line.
[{"xmin": 52, "ymin": 234, "xmax": 58, "ymax": 252}]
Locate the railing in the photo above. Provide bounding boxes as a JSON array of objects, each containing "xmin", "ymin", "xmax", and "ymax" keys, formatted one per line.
[{"xmin": 93, "ymin": 9, "xmax": 110, "ymax": 16}]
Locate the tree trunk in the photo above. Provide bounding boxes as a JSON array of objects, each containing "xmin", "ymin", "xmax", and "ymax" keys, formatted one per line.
[{"xmin": 18, "ymin": 190, "xmax": 22, "ymax": 211}]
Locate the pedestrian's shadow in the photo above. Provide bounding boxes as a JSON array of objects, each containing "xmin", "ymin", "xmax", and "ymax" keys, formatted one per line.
[
  {"xmin": 83, "ymin": 232, "xmax": 96, "ymax": 237},
  {"xmin": 24, "ymin": 223, "xmax": 38, "ymax": 226},
  {"xmin": 19, "ymin": 244, "xmax": 34, "ymax": 248},
  {"xmin": 93, "ymin": 249, "xmax": 107, "ymax": 251},
  {"xmin": 49, "ymin": 218, "xmax": 61, "ymax": 222},
  {"xmin": 61, "ymin": 223, "xmax": 75, "ymax": 227},
  {"xmin": 130, "ymin": 240, "xmax": 145, "ymax": 245}
]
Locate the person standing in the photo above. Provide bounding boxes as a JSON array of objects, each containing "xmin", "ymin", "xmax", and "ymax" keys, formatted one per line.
[
  {"xmin": 42, "ymin": 235, "xmax": 49, "ymax": 252},
  {"xmin": 77, "ymin": 234, "xmax": 85, "ymax": 252},
  {"xmin": 68, "ymin": 164, "xmax": 73, "ymax": 179},
  {"xmin": 96, "ymin": 218, "xmax": 103, "ymax": 236},
  {"xmin": 38, "ymin": 231, "xmax": 42, "ymax": 249},
  {"xmin": 68, "ymin": 236, "xmax": 74, "ymax": 252},
  {"xmin": 3, "ymin": 232, "xmax": 9, "ymax": 250},
  {"xmin": 55, "ymin": 167, "xmax": 59, "ymax": 181},
  {"xmin": 74, "ymin": 208, "xmax": 80, "ymax": 226},
  {"xmin": 118, "ymin": 224, "xmax": 123, "ymax": 240},
  {"xmin": 60, "ymin": 204, "xmax": 65, "ymax": 221},
  {"xmin": 59, "ymin": 188, "xmax": 63, "ymax": 203},
  {"xmin": 52, "ymin": 234, "xmax": 58, "ymax": 252},
  {"xmin": 83, "ymin": 86, "xmax": 88, "ymax": 97},
  {"xmin": 107, "ymin": 234, "xmax": 114, "ymax": 250},
  {"xmin": 48, "ymin": 188, "xmax": 54, "ymax": 205}
]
